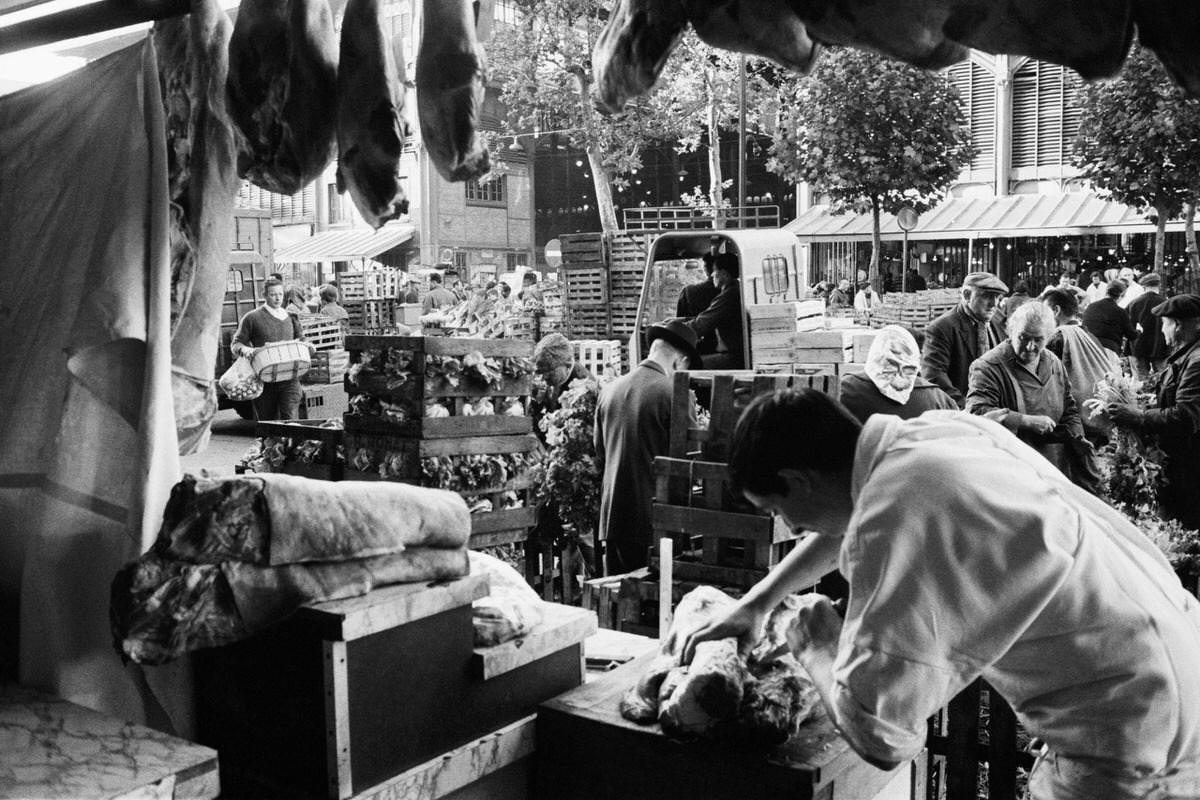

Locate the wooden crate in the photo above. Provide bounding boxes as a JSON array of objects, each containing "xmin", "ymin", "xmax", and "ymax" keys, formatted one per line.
[
  {"xmin": 562, "ymin": 265, "xmax": 607, "ymax": 305},
  {"xmin": 300, "ymin": 314, "xmax": 345, "ymax": 352},
  {"xmin": 337, "ymin": 269, "xmax": 401, "ymax": 302},
  {"xmin": 668, "ymin": 371, "xmax": 839, "ymax": 461},
  {"xmin": 300, "ymin": 383, "xmax": 350, "ymax": 420},
  {"xmin": 573, "ymin": 339, "xmax": 623, "ymax": 377},
  {"xmin": 924, "ymin": 679, "xmax": 1033, "ymax": 800},
  {"xmin": 303, "ymin": 348, "xmax": 350, "ymax": 384},
  {"xmin": 566, "ymin": 306, "xmax": 610, "ymax": 339},
  {"xmin": 195, "ymin": 576, "xmax": 589, "ymax": 800},
  {"xmin": 608, "ymin": 301, "xmax": 640, "ymax": 339}
]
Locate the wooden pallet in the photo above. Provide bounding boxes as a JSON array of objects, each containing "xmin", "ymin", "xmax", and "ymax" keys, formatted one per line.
[{"xmin": 566, "ymin": 306, "xmax": 610, "ymax": 339}]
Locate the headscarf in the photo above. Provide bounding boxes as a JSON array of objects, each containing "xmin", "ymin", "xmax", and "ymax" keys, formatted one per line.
[{"xmin": 863, "ymin": 325, "xmax": 922, "ymax": 404}]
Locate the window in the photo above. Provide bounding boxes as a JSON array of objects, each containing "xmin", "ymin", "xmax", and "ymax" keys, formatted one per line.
[
  {"xmin": 494, "ymin": 0, "xmax": 520, "ymax": 26},
  {"xmin": 1011, "ymin": 60, "xmax": 1081, "ymax": 169},
  {"xmin": 761, "ymin": 255, "xmax": 789, "ymax": 296},
  {"xmin": 466, "ymin": 175, "xmax": 506, "ymax": 205},
  {"xmin": 327, "ymin": 184, "xmax": 346, "ymax": 224},
  {"xmin": 506, "ymin": 252, "xmax": 529, "ymax": 270},
  {"xmin": 237, "ymin": 180, "xmax": 317, "ymax": 223},
  {"xmin": 453, "ymin": 251, "xmax": 468, "ymax": 268},
  {"xmin": 948, "ymin": 60, "xmax": 996, "ymax": 175}
]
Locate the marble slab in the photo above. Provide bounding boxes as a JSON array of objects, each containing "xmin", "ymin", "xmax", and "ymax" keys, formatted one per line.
[{"xmin": 0, "ymin": 685, "xmax": 219, "ymax": 800}]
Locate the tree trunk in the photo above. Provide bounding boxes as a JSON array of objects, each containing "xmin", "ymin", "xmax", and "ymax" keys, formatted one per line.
[
  {"xmin": 1155, "ymin": 205, "xmax": 1167, "ymax": 273},
  {"xmin": 1185, "ymin": 201, "xmax": 1199, "ymax": 290},
  {"xmin": 706, "ymin": 69, "xmax": 725, "ymax": 229},
  {"xmin": 569, "ymin": 66, "xmax": 619, "ymax": 232},
  {"xmin": 869, "ymin": 196, "xmax": 881, "ymax": 288}
]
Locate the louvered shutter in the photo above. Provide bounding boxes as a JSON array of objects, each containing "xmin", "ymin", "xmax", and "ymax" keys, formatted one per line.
[
  {"xmin": 970, "ymin": 62, "xmax": 995, "ymax": 173},
  {"xmin": 1011, "ymin": 62, "xmax": 1039, "ymax": 168}
]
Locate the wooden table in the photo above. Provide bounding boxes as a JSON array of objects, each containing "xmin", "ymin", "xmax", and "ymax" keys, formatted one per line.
[
  {"xmin": 0, "ymin": 684, "xmax": 219, "ymax": 800},
  {"xmin": 537, "ymin": 652, "xmax": 902, "ymax": 800}
]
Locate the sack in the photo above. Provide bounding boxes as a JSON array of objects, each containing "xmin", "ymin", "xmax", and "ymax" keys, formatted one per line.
[{"xmin": 219, "ymin": 356, "xmax": 263, "ymax": 401}]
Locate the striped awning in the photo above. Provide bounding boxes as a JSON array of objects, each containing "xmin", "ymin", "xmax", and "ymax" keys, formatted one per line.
[
  {"xmin": 274, "ymin": 222, "xmax": 416, "ymax": 262},
  {"xmin": 785, "ymin": 192, "xmax": 1200, "ymax": 243}
]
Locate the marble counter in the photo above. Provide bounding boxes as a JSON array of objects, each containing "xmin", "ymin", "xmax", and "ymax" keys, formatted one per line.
[{"xmin": 0, "ymin": 684, "xmax": 219, "ymax": 800}]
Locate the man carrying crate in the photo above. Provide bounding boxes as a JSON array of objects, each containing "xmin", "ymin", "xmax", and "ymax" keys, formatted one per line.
[{"xmin": 682, "ymin": 389, "xmax": 1200, "ymax": 799}]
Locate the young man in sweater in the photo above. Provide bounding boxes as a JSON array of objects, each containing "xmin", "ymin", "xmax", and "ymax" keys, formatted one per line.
[{"xmin": 232, "ymin": 279, "xmax": 310, "ymax": 420}]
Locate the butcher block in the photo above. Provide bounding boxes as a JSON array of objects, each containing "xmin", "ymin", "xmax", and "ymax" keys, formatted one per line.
[
  {"xmin": 537, "ymin": 651, "xmax": 903, "ymax": 800},
  {"xmin": 194, "ymin": 574, "xmax": 590, "ymax": 800}
]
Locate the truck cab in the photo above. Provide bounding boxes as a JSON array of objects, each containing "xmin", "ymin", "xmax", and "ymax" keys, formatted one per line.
[{"xmin": 630, "ymin": 229, "xmax": 805, "ymax": 367}]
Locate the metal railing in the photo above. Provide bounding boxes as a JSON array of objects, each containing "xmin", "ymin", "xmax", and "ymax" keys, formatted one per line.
[{"xmin": 622, "ymin": 205, "xmax": 781, "ymax": 231}]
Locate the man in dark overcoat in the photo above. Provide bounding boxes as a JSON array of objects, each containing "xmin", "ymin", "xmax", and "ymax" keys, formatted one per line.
[{"xmin": 921, "ymin": 271, "xmax": 1008, "ymax": 407}]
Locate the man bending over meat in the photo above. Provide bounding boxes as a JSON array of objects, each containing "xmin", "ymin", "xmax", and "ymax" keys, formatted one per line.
[{"xmin": 682, "ymin": 389, "xmax": 1200, "ymax": 799}]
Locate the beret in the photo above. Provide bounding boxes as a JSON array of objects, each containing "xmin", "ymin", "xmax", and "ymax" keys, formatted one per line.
[
  {"xmin": 1152, "ymin": 294, "xmax": 1200, "ymax": 319},
  {"xmin": 962, "ymin": 271, "xmax": 1008, "ymax": 293}
]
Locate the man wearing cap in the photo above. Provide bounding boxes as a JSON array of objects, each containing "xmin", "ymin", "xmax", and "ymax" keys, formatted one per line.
[
  {"xmin": 530, "ymin": 333, "xmax": 594, "ymax": 442},
  {"xmin": 920, "ymin": 271, "xmax": 1008, "ymax": 407},
  {"xmin": 1126, "ymin": 273, "xmax": 1169, "ymax": 380},
  {"xmin": 686, "ymin": 252, "xmax": 745, "ymax": 369},
  {"xmin": 594, "ymin": 318, "xmax": 700, "ymax": 574},
  {"xmin": 1100, "ymin": 294, "xmax": 1200, "ymax": 530},
  {"xmin": 676, "ymin": 253, "xmax": 720, "ymax": 357}
]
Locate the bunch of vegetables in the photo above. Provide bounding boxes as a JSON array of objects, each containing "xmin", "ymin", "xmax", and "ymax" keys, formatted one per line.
[
  {"xmin": 349, "ymin": 348, "xmax": 534, "ymax": 394},
  {"xmin": 529, "ymin": 377, "xmax": 603, "ymax": 545},
  {"xmin": 1092, "ymin": 373, "xmax": 1163, "ymax": 517},
  {"xmin": 421, "ymin": 453, "xmax": 529, "ymax": 492},
  {"xmin": 239, "ymin": 436, "xmax": 344, "ymax": 472}
]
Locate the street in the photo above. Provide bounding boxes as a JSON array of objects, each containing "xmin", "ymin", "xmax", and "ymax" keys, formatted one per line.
[{"xmin": 179, "ymin": 408, "xmax": 257, "ymax": 477}]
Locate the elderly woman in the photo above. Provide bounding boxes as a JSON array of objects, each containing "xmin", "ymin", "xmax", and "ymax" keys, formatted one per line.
[
  {"xmin": 839, "ymin": 326, "xmax": 957, "ymax": 422},
  {"xmin": 967, "ymin": 302, "xmax": 1097, "ymax": 491}
]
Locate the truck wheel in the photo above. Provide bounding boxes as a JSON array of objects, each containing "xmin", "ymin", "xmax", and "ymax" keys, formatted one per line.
[{"xmin": 234, "ymin": 400, "xmax": 256, "ymax": 420}]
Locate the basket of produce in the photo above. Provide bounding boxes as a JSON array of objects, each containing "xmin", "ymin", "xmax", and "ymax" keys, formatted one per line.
[{"xmin": 251, "ymin": 340, "xmax": 311, "ymax": 382}]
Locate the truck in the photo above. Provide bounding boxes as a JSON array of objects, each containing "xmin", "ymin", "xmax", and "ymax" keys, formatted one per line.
[
  {"xmin": 627, "ymin": 228, "xmax": 807, "ymax": 367},
  {"xmin": 217, "ymin": 208, "xmax": 274, "ymax": 418}
]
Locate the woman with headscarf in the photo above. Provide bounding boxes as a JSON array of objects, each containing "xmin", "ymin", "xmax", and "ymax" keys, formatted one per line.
[{"xmin": 838, "ymin": 325, "xmax": 957, "ymax": 422}]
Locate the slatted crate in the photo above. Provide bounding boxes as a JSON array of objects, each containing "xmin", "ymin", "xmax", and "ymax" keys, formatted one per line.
[
  {"xmin": 343, "ymin": 335, "xmax": 534, "ymax": 439},
  {"xmin": 337, "ymin": 269, "xmax": 402, "ymax": 302},
  {"xmin": 566, "ymin": 306, "xmax": 610, "ymax": 339},
  {"xmin": 560, "ymin": 232, "xmax": 604, "ymax": 260},
  {"xmin": 562, "ymin": 266, "xmax": 607, "ymax": 305},
  {"xmin": 300, "ymin": 314, "xmax": 345, "ymax": 352},
  {"xmin": 255, "ymin": 419, "xmax": 345, "ymax": 481},
  {"xmin": 300, "ymin": 383, "xmax": 350, "ymax": 420},
  {"xmin": 608, "ymin": 302, "xmax": 640, "ymax": 339},
  {"xmin": 302, "ymin": 348, "xmax": 350, "ymax": 384}
]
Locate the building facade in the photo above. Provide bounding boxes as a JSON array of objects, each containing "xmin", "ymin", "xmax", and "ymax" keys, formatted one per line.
[{"xmin": 790, "ymin": 53, "xmax": 1199, "ymax": 293}]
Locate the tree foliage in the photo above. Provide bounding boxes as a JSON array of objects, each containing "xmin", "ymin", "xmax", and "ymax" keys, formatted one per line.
[
  {"xmin": 1073, "ymin": 43, "xmax": 1200, "ymax": 276},
  {"xmin": 767, "ymin": 48, "xmax": 972, "ymax": 284},
  {"xmin": 487, "ymin": 0, "xmax": 776, "ymax": 230}
]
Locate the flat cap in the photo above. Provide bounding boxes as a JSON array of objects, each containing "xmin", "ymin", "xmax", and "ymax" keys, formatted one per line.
[
  {"xmin": 1139, "ymin": 272, "xmax": 1162, "ymax": 286},
  {"xmin": 1152, "ymin": 294, "xmax": 1200, "ymax": 319},
  {"xmin": 962, "ymin": 271, "xmax": 1008, "ymax": 294}
]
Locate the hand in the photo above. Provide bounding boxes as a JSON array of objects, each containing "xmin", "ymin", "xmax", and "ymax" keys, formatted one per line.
[
  {"xmin": 1023, "ymin": 414, "xmax": 1057, "ymax": 435},
  {"xmin": 1106, "ymin": 403, "xmax": 1142, "ymax": 426},
  {"xmin": 677, "ymin": 602, "xmax": 768, "ymax": 666},
  {"xmin": 785, "ymin": 595, "xmax": 842, "ymax": 665},
  {"xmin": 1082, "ymin": 398, "xmax": 1107, "ymax": 418}
]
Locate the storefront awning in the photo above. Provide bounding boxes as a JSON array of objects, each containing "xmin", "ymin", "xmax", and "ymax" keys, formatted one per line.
[
  {"xmin": 785, "ymin": 192, "xmax": 1200, "ymax": 243},
  {"xmin": 274, "ymin": 222, "xmax": 416, "ymax": 262}
]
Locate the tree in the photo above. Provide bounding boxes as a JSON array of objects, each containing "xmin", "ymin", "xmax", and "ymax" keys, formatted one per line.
[
  {"xmin": 487, "ymin": 1, "xmax": 776, "ymax": 231},
  {"xmin": 766, "ymin": 48, "xmax": 973, "ymax": 287},
  {"xmin": 1073, "ymin": 43, "xmax": 1200, "ymax": 281}
]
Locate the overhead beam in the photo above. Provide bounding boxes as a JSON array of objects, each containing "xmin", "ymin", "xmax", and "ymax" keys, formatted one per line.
[{"xmin": 0, "ymin": 0, "xmax": 190, "ymax": 56}]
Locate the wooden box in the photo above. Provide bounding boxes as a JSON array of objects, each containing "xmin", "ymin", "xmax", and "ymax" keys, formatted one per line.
[
  {"xmin": 194, "ymin": 576, "xmax": 589, "ymax": 800},
  {"xmin": 301, "ymin": 315, "xmax": 346, "ymax": 352},
  {"xmin": 304, "ymin": 349, "xmax": 350, "ymax": 384},
  {"xmin": 300, "ymin": 382, "xmax": 350, "ymax": 420},
  {"xmin": 537, "ymin": 652, "xmax": 903, "ymax": 800}
]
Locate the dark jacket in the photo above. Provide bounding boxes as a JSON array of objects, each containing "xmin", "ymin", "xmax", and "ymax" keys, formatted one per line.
[
  {"xmin": 594, "ymin": 360, "xmax": 673, "ymax": 571},
  {"xmin": 677, "ymin": 280, "xmax": 720, "ymax": 355},
  {"xmin": 688, "ymin": 281, "xmax": 745, "ymax": 369},
  {"xmin": 1126, "ymin": 289, "xmax": 1169, "ymax": 361},
  {"xmin": 1081, "ymin": 297, "xmax": 1138, "ymax": 355},
  {"xmin": 1128, "ymin": 337, "xmax": 1200, "ymax": 529},
  {"xmin": 921, "ymin": 304, "xmax": 1005, "ymax": 407},
  {"xmin": 838, "ymin": 374, "xmax": 958, "ymax": 422}
]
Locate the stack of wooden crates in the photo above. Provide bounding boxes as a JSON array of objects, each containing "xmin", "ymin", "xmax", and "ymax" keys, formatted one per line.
[
  {"xmin": 869, "ymin": 288, "xmax": 959, "ymax": 332},
  {"xmin": 299, "ymin": 314, "xmax": 349, "ymax": 419},
  {"xmin": 337, "ymin": 269, "xmax": 402, "ymax": 332},
  {"xmin": 584, "ymin": 370, "xmax": 840, "ymax": 634}
]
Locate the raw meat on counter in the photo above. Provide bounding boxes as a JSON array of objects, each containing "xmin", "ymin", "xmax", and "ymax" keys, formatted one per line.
[{"xmin": 620, "ymin": 586, "xmax": 824, "ymax": 747}]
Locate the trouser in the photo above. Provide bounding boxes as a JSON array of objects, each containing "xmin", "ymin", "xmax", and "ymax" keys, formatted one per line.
[
  {"xmin": 1029, "ymin": 749, "xmax": 1200, "ymax": 800},
  {"xmin": 253, "ymin": 378, "xmax": 302, "ymax": 421},
  {"xmin": 1133, "ymin": 356, "xmax": 1167, "ymax": 382}
]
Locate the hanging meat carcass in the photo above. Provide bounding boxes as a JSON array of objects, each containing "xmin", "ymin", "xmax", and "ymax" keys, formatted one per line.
[
  {"xmin": 335, "ymin": 0, "xmax": 411, "ymax": 229},
  {"xmin": 620, "ymin": 586, "xmax": 823, "ymax": 746},
  {"xmin": 415, "ymin": 0, "xmax": 491, "ymax": 182},
  {"xmin": 591, "ymin": 0, "xmax": 689, "ymax": 114},
  {"xmin": 226, "ymin": 0, "xmax": 338, "ymax": 195},
  {"xmin": 153, "ymin": 0, "xmax": 240, "ymax": 455}
]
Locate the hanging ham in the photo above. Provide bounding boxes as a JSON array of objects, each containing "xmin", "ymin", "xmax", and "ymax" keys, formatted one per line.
[
  {"xmin": 226, "ymin": 0, "xmax": 338, "ymax": 196},
  {"xmin": 335, "ymin": 0, "xmax": 411, "ymax": 229},
  {"xmin": 415, "ymin": 0, "xmax": 491, "ymax": 182}
]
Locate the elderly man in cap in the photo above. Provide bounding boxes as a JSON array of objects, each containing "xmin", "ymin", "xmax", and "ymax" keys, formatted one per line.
[
  {"xmin": 530, "ymin": 333, "xmax": 593, "ymax": 440},
  {"xmin": 1098, "ymin": 294, "xmax": 1200, "ymax": 530},
  {"xmin": 921, "ymin": 271, "xmax": 1008, "ymax": 407},
  {"xmin": 594, "ymin": 318, "xmax": 700, "ymax": 574},
  {"xmin": 1126, "ymin": 272, "xmax": 1169, "ymax": 380}
]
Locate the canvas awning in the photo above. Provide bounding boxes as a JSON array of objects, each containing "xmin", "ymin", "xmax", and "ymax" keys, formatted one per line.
[
  {"xmin": 785, "ymin": 192, "xmax": 1200, "ymax": 243},
  {"xmin": 274, "ymin": 222, "xmax": 416, "ymax": 262}
]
